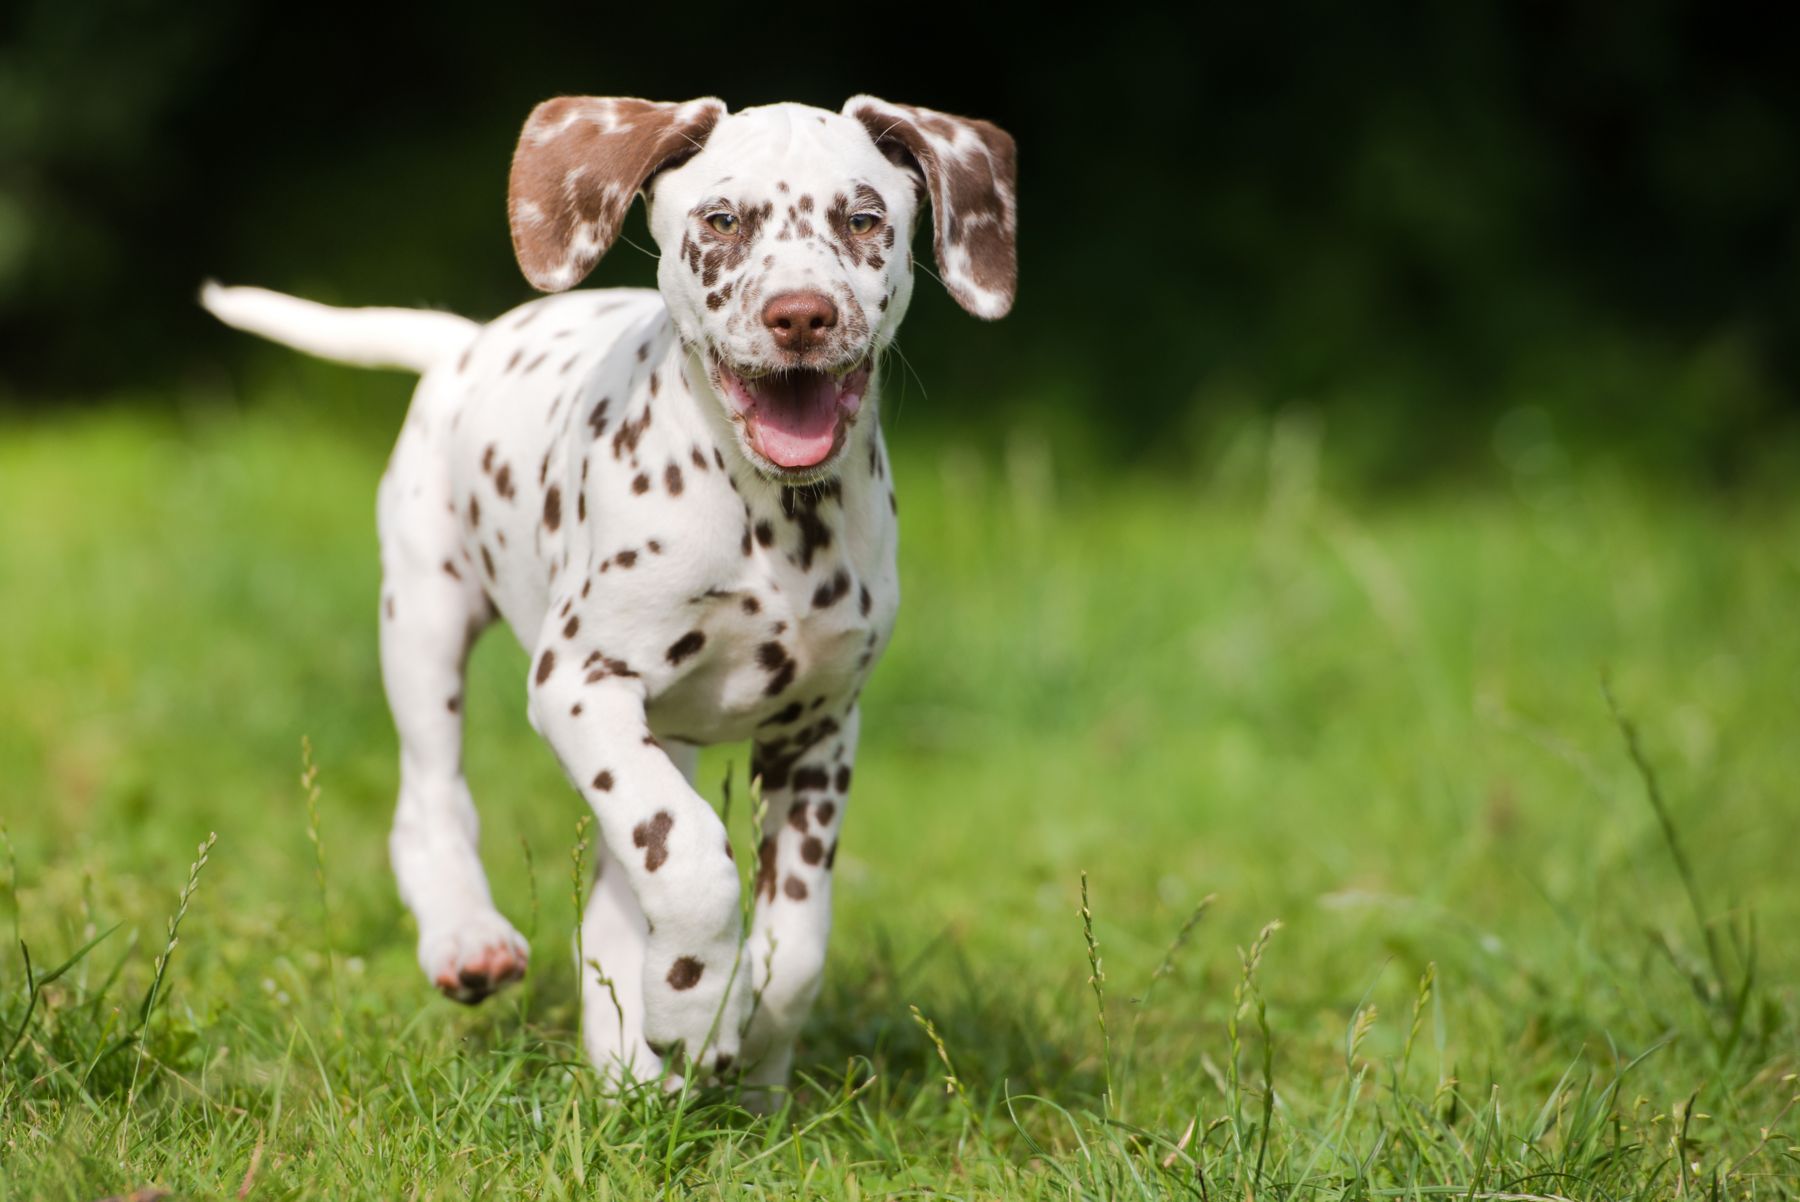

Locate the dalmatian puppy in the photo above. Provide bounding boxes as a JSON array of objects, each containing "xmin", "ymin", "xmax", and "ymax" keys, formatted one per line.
[{"xmin": 202, "ymin": 95, "xmax": 1017, "ymax": 1091}]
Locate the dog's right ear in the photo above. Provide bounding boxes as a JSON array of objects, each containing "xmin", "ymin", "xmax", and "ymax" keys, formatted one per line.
[{"xmin": 508, "ymin": 96, "xmax": 726, "ymax": 292}]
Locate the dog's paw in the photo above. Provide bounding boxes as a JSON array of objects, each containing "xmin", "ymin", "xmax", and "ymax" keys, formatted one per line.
[
  {"xmin": 419, "ymin": 911, "xmax": 529, "ymax": 1004},
  {"xmin": 640, "ymin": 940, "xmax": 748, "ymax": 1075}
]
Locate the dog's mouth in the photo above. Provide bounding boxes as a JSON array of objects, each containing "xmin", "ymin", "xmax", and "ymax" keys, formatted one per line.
[{"xmin": 713, "ymin": 357, "xmax": 870, "ymax": 472}]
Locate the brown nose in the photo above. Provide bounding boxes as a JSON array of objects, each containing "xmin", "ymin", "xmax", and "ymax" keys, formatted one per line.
[{"xmin": 762, "ymin": 291, "xmax": 838, "ymax": 352}]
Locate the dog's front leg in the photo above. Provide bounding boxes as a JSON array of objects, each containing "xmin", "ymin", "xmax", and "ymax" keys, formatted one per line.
[
  {"xmin": 740, "ymin": 706, "xmax": 859, "ymax": 1093},
  {"xmin": 529, "ymin": 664, "xmax": 747, "ymax": 1077}
]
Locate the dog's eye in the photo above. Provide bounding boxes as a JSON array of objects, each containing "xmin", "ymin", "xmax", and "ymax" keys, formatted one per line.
[
  {"xmin": 707, "ymin": 212, "xmax": 739, "ymax": 235},
  {"xmin": 847, "ymin": 212, "xmax": 882, "ymax": 236}
]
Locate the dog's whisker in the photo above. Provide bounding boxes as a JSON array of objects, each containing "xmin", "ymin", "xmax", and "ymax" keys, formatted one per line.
[{"xmin": 615, "ymin": 231, "xmax": 661, "ymax": 262}]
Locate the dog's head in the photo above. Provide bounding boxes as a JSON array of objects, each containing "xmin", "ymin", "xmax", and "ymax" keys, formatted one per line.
[{"xmin": 508, "ymin": 96, "xmax": 1017, "ymax": 481}]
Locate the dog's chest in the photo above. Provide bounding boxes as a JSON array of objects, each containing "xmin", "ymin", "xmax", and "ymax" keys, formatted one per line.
[{"xmin": 636, "ymin": 475, "xmax": 898, "ymax": 744}]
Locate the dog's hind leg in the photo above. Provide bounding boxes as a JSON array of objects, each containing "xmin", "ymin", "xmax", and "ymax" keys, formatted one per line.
[{"xmin": 377, "ymin": 410, "xmax": 528, "ymax": 1004}]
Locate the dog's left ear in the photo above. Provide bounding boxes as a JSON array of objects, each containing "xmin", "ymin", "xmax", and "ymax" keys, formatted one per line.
[
  {"xmin": 843, "ymin": 96, "xmax": 1018, "ymax": 319},
  {"xmin": 509, "ymin": 96, "xmax": 727, "ymax": 292}
]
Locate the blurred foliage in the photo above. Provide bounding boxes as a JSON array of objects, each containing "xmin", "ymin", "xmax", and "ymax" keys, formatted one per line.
[{"xmin": 1, "ymin": 0, "xmax": 1796, "ymax": 482}]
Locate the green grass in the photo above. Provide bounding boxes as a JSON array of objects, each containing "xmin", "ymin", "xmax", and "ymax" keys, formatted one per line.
[{"xmin": 2, "ymin": 394, "xmax": 1797, "ymax": 1199}]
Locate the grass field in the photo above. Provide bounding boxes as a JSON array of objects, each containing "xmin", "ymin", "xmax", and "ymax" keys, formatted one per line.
[{"xmin": 2, "ymin": 392, "xmax": 1797, "ymax": 1199}]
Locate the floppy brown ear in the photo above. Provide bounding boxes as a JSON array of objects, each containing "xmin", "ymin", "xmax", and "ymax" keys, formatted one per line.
[
  {"xmin": 842, "ymin": 96, "xmax": 1018, "ymax": 319},
  {"xmin": 508, "ymin": 96, "xmax": 726, "ymax": 292}
]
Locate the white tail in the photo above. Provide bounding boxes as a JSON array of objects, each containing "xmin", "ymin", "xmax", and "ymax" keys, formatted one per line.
[{"xmin": 199, "ymin": 282, "xmax": 479, "ymax": 374}]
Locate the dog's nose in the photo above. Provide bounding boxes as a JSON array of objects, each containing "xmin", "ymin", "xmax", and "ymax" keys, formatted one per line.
[{"xmin": 762, "ymin": 292, "xmax": 838, "ymax": 352}]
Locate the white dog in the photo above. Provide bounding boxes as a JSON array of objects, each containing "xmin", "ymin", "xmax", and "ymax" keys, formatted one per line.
[{"xmin": 203, "ymin": 94, "xmax": 1017, "ymax": 1090}]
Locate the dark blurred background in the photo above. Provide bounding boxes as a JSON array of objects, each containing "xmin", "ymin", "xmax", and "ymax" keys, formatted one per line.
[{"xmin": 2, "ymin": 0, "xmax": 1795, "ymax": 483}]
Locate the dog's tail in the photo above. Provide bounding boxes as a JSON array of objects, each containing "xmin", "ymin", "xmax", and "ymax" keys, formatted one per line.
[{"xmin": 199, "ymin": 282, "xmax": 479, "ymax": 374}]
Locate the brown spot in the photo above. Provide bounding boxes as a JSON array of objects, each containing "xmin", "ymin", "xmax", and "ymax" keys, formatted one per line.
[
  {"xmin": 481, "ymin": 545, "xmax": 496, "ymax": 579},
  {"xmin": 666, "ymin": 630, "xmax": 706, "ymax": 665},
  {"xmin": 535, "ymin": 649, "xmax": 556, "ymax": 685},
  {"xmin": 632, "ymin": 811, "xmax": 674, "ymax": 871},
  {"xmin": 666, "ymin": 956, "xmax": 704, "ymax": 990},
  {"xmin": 632, "ymin": 473, "xmax": 651, "ymax": 495},
  {"xmin": 482, "ymin": 444, "xmax": 497, "ymax": 473},
  {"xmin": 754, "ymin": 520, "xmax": 775, "ymax": 547},
  {"xmin": 812, "ymin": 569, "xmax": 851, "ymax": 610},
  {"xmin": 835, "ymin": 765, "xmax": 852, "ymax": 793},
  {"xmin": 760, "ymin": 700, "xmax": 803, "ymax": 726},
  {"xmin": 587, "ymin": 398, "xmax": 611, "ymax": 439},
  {"xmin": 756, "ymin": 836, "xmax": 778, "ymax": 900},
  {"xmin": 783, "ymin": 875, "xmax": 809, "ymax": 901},
  {"xmin": 592, "ymin": 770, "xmax": 614, "ymax": 792},
  {"xmin": 793, "ymin": 766, "xmax": 830, "ymax": 794},
  {"xmin": 859, "ymin": 585, "xmax": 872, "ymax": 616},
  {"xmin": 826, "ymin": 841, "xmax": 838, "ymax": 869},
  {"xmin": 447, "ymin": 695, "xmax": 462, "ymax": 713},
  {"xmin": 647, "ymin": 539, "xmax": 662, "ymax": 554},
  {"xmin": 714, "ymin": 448, "xmax": 726, "ymax": 470},
  {"xmin": 740, "ymin": 595, "xmax": 761, "ymax": 615},
  {"xmin": 816, "ymin": 800, "xmax": 837, "ymax": 826},
  {"xmin": 563, "ymin": 615, "xmax": 580, "ymax": 638},
  {"xmin": 525, "ymin": 352, "xmax": 547, "ymax": 373},
  {"xmin": 468, "ymin": 495, "xmax": 481, "ymax": 527},
  {"xmin": 612, "ymin": 408, "xmax": 653, "ymax": 460},
  {"xmin": 442, "ymin": 559, "xmax": 462, "ymax": 580},
  {"xmin": 615, "ymin": 549, "xmax": 638, "ymax": 568},
  {"xmin": 543, "ymin": 486, "xmax": 562, "ymax": 531},
  {"xmin": 801, "ymin": 836, "xmax": 825, "ymax": 865},
  {"xmin": 495, "ymin": 464, "xmax": 515, "ymax": 500},
  {"xmin": 664, "ymin": 462, "xmax": 684, "ymax": 496},
  {"xmin": 384, "ymin": 595, "xmax": 395, "ymax": 619},
  {"xmin": 780, "ymin": 483, "xmax": 838, "ymax": 569},
  {"xmin": 505, "ymin": 349, "xmax": 523, "ymax": 373},
  {"xmin": 582, "ymin": 653, "xmax": 637, "ymax": 682},
  {"xmin": 787, "ymin": 802, "xmax": 810, "ymax": 832}
]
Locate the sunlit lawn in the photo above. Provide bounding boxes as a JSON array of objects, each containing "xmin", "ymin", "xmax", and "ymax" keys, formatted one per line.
[{"xmin": 2, "ymin": 392, "xmax": 1796, "ymax": 1198}]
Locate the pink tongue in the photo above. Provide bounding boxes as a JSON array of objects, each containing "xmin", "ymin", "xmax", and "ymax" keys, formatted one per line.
[{"xmin": 745, "ymin": 373, "xmax": 840, "ymax": 468}]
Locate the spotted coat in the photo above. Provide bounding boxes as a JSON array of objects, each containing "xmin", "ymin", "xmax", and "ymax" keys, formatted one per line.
[{"xmin": 201, "ymin": 95, "xmax": 1017, "ymax": 1097}]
